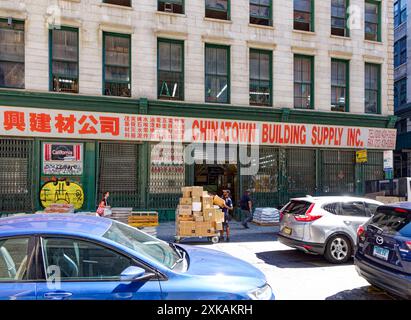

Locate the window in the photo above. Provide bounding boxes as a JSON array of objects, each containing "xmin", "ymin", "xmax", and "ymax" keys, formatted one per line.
[
  {"xmin": 394, "ymin": 0, "xmax": 407, "ymax": 28},
  {"xmin": 394, "ymin": 78, "xmax": 407, "ymax": 110},
  {"xmin": 364, "ymin": 1, "xmax": 380, "ymax": 42},
  {"xmin": 0, "ymin": 19, "xmax": 24, "ymax": 89},
  {"xmin": 250, "ymin": 0, "xmax": 272, "ymax": 26},
  {"xmin": 331, "ymin": 59, "xmax": 349, "ymax": 112},
  {"xmin": 103, "ymin": 32, "xmax": 131, "ymax": 97},
  {"xmin": 103, "ymin": 0, "xmax": 131, "ymax": 7},
  {"xmin": 249, "ymin": 49, "xmax": 272, "ymax": 106},
  {"xmin": 0, "ymin": 237, "xmax": 29, "ymax": 281},
  {"xmin": 323, "ymin": 202, "xmax": 340, "ymax": 215},
  {"xmin": 294, "ymin": 0, "xmax": 313, "ymax": 31},
  {"xmin": 158, "ymin": 0, "xmax": 184, "ymax": 14},
  {"xmin": 294, "ymin": 55, "xmax": 314, "ymax": 109},
  {"xmin": 205, "ymin": 44, "xmax": 230, "ymax": 103},
  {"xmin": 365, "ymin": 202, "xmax": 380, "ymax": 216},
  {"xmin": 205, "ymin": 0, "xmax": 229, "ymax": 20},
  {"xmin": 394, "ymin": 36, "xmax": 407, "ymax": 68},
  {"xmin": 158, "ymin": 39, "xmax": 184, "ymax": 101},
  {"xmin": 331, "ymin": 0, "xmax": 348, "ymax": 37},
  {"xmin": 339, "ymin": 201, "xmax": 367, "ymax": 217},
  {"xmin": 50, "ymin": 27, "xmax": 79, "ymax": 93},
  {"xmin": 42, "ymin": 237, "xmax": 134, "ymax": 280},
  {"xmin": 364, "ymin": 63, "xmax": 380, "ymax": 114}
]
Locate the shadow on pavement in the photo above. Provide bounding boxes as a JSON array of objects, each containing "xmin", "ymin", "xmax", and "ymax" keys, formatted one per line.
[
  {"xmin": 326, "ymin": 286, "xmax": 397, "ymax": 300},
  {"xmin": 256, "ymin": 249, "xmax": 353, "ymax": 268}
]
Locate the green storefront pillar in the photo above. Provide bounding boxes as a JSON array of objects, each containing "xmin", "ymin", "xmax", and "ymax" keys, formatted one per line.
[{"xmin": 83, "ymin": 142, "xmax": 97, "ymax": 211}]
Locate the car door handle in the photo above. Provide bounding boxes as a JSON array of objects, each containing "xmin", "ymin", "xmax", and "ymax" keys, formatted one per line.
[
  {"xmin": 44, "ymin": 292, "xmax": 73, "ymax": 300},
  {"xmin": 343, "ymin": 221, "xmax": 352, "ymax": 225}
]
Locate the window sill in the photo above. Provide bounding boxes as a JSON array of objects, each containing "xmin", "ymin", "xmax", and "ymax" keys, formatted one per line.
[
  {"xmin": 204, "ymin": 17, "xmax": 232, "ymax": 24},
  {"xmin": 364, "ymin": 39, "xmax": 383, "ymax": 45},
  {"xmin": 156, "ymin": 11, "xmax": 186, "ymax": 18},
  {"xmin": 99, "ymin": 3, "xmax": 133, "ymax": 11},
  {"xmin": 248, "ymin": 23, "xmax": 275, "ymax": 30},
  {"xmin": 330, "ymin": 34, "xmax": 351, "ymax": 41},
  {"xmin": 61, "ymin": 0, "xmax": 81, "ymax": 2},
  {"xmin": 293, "ymin": 29, "xmax": 316, "ymax": 36}
]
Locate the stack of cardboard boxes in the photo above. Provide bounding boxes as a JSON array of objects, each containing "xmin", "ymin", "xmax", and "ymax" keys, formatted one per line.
[{"xmin": 177, "ymin": 186, "xmax": 225, "ymax": 237}]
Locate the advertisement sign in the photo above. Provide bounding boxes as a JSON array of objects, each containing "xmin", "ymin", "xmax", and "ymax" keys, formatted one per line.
[
  {"xmin": 356, "ymin": 150, "xmax": 368, "ymax": 163},
  {"xmin": 43, "ymin": 142, "xmax": 83, "ymax": 175},
  {"xmin": 383, "ymin": 150, "xmax": 394, "ymax": 170},
  {"xmin": 0, "ymin": 106, "xmax": 397, "ymax": 150}
]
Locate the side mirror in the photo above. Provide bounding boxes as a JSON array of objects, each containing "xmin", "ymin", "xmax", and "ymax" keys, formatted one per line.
[{"xmin": 120, "ymin": 266, "xmax": 155, "ymax": 282}]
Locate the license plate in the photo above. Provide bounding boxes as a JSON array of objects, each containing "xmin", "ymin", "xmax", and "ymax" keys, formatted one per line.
[
  {"xmin": 373, "ymin": 246, "xmax": 389, "ymax": 261},
  {"xmin": 283, "ymin": 227, "xmax": 292, "ymax": 236}
]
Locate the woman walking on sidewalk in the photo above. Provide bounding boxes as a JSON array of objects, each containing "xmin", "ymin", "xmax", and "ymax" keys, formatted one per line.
[{"xmin": 96, "ymin": 191, "xmax": 110, "ymax": 217}]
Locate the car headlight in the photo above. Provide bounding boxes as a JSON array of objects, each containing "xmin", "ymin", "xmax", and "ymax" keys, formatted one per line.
[{"xmin": 247, "ymin": 283, "xmax": 273, "ymax": 300}]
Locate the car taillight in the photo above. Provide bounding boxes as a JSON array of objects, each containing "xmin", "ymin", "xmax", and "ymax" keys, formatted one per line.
[
  {"xmin": 294, "ymin": 203, "xmax": 322, "ymax": 222},
  {"xmin": 357, "ymin": 225, "xmax": 366, "ymax": 242},
  {"xmin": 395, "ymin": 208, "xmax": 408, "ymax": 213},
  {"xmin": 406, "ymin": 241, "xmax": 411, "ymax": 250}
]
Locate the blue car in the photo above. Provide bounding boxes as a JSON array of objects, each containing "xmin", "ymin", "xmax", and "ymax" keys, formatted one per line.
[
  {"xmin": 0, "ymin": 214, "xmax": 274, "ymax": 300},
  {"xmin": 355, "ymin": 203, "xmax": 411, "ymax": 299}
]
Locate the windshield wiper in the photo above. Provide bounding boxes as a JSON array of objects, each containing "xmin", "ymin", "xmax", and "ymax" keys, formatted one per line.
[
  {"xmin": 171, "ymin": 250, "xmax": 186, "ymax": 270},
  {"xmin": 169, "ymin": 242, "xmax": 183, "ymax": 258}
]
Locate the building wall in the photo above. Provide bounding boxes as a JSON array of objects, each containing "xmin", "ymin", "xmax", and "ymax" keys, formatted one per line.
[{"xmin": 0, "ymin": 0, "xmax": 394, "ymax": 115}]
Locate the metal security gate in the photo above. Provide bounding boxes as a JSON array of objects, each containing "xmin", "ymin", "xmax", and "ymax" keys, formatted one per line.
[
  {"xmin": 97, "ymin": 142, "xmax": 141, "ymax": 208},
  {"xmin": 320, "ymin": 150, "xmax": 356, "ymax": 194},
  {"xmin": 0, "ymin": 139, "xmax": 33, "ymax": 213},
  {"xmin": 364, "ymin": 151, "xmax": 384, "ymax": 181}
]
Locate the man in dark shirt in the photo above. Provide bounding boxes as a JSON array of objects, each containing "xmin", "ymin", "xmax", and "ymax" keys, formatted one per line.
[
  {"xmin": 240, "ymin": 189, "xmax": 253, "ymax": 229},
  {"xmin": 221, "ymin": 189, "xmax": 233, "ymax": 241}
]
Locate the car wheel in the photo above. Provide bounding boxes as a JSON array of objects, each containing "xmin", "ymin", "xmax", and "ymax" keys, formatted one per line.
[{"xmin": 324, "ymin": 235, "xmax": 352, "ymax": 264}]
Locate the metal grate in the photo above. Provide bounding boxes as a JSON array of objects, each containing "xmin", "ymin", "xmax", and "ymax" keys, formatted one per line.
[
  {"xmin": 320, "ymin": 150, "xmax": 355, "ymax": 194},
  {"xmin": 97, "ymin": 143, "xmax": 141, "ymax": 208},
  {"xmin": 285, "ymin": 148, "xmax": 316, "ymax": 197},
  {"xmin": 0, "ymin": 139, "xmax": 33, "ymax": 213},
  {"xmin": 364, "ymin": 151, "xmax": 384, "ymax": 181}
]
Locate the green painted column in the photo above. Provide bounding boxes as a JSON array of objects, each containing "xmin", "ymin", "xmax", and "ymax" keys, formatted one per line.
[
  {"xmin": 83, "ymin": 142, "xmax": 97, "ymax": 211},
  {"xmin": 33, "ymin": 139, "xmax": 41, "ymax": 212},
  {"xmin": 139, "ymin": 142, "xmax": 149, "ymax": 209}
]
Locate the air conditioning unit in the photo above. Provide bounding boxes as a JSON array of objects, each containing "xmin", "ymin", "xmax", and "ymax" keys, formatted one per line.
[{"xmin": 164, "ymin": 2, "xmax": 173, "ymax": 12}]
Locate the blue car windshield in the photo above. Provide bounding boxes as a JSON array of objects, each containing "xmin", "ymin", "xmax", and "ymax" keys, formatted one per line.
[{"xmin": 103, "ymin": 221, "xmax": 180, "ymax": 269}]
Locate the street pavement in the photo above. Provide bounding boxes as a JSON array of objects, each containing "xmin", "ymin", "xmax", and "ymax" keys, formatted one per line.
[{"xmin": 154, "ymin": 221, "xmax": 396, "ymax": 300}]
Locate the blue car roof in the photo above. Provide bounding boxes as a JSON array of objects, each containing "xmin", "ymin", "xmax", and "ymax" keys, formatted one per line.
[
  {"xmin": 0, "ymin": 214, "xmax": 113, "ymax": 237},
  {"xmin": 381, "ymin": 202, "xmax": 411, "ymax": 210}
]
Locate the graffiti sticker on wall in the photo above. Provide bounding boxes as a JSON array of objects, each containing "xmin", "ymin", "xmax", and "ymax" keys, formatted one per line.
[
  {"xmin": 40, "ymin": 179, "xmax": 85, "ymax": 209},
  {"xmin": 43, "ymin": 142, "xmax": 83, "ymax": 175}
]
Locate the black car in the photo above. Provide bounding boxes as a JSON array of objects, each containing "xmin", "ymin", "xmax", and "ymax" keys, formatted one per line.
[{"xmin": 355, "ymin": 202, "xmax": 411, "ymax": 299}]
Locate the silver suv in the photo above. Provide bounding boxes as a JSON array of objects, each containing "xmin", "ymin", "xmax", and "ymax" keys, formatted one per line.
[{"xmin": 278, "ymin": 196, "xmax": 383, "ymax": 264}]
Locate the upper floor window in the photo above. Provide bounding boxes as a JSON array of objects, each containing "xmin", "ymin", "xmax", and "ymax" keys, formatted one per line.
[
  {"xmin": 0, "ymin": 19, "xmax": 25, "ymax": 89},
  {"xmin": 394, "ymin": 77, "xmax": 407, "ymax": 110},
  {"xmin": 158, "ymin": 0, "xmax": 184, "ymax": 14},
  {"xmin": 364, "ymin": 1, "xmax": 381, "ymax": 42},
  {"xmin": 331, "ymin": 59, "xmax": 349, "ymax": 112},
  {"xmin": 103, "ymin": 32, "xmax": 131, "ymax": 97},
  {"xmin": 205, "ymin": 0, "xmax": 230, "ymax": 20},
  {"xmin": 205, "ymin": 44, "xmax": 230, "ymax": 103},
  {"xmin": 250, "ymin": 0, "xmax": 272, "ymax": 26},
  {"xmin": 364, "ymin": 63, "xmax": 381, "ymax": 114},
  {"xmin": 249, "ymin": 49, "xmax": 272, "ymax": 106},
  {"xmin": 294, "ymin": 55, "xmax": 314, "ymax": 109},
  {"xmin": 103, "ymin": 0, "xmax": 131, "ymax": 7},
  {"xmin": 158, "ymin": 39, "xmax": 184, "ymax": 101},
  {"xmin": 394, "ymin": 0, "xmax": 407, "ymax": 28},
  {"xmin": 294, "ymin": 0, "xmax": 314, "ymax": 32},
  {"xmin": 331, "ymin": 0, "xmax": 349, "ymax": 37},
  {"xmin": 394, "ymin": 36, "xmax": 407, "ymax": 68},
  {"xmin": 50, "ymin": 27, "xmax": 79, "ymax": 93}
]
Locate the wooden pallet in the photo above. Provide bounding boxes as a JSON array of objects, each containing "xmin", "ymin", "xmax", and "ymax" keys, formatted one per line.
[
  {"xmin": 252, "ymin": 221, "xmax": 279, "ymax": 226},
  {"xmin": 129, "ymin": 222, "xmax": 159, "ymax": 227},
  {"xmin": 128, "ymin": 212, "xmax": 159, "ymax": 227}
]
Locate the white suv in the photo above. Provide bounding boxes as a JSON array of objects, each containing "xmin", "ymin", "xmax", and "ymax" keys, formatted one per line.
[{"xmin": 278, "ymin": 196, "xmax": 383, "ymax": 264}]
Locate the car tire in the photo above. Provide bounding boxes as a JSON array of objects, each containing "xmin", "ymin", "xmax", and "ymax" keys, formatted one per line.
[{"xmin": 324, "ymin": 234, "xmax": 352, "ymax": 264}]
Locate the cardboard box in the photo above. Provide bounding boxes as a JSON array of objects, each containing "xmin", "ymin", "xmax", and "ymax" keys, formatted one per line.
[
  {"xmin": 179, "ymin": 197, "xmax": 192, "ymax": 205},
  {"xmin": 194, "ymin": 221, "xmax": 214, "ymax": 235},
  {"xmin": 203, "ymin": 208, "xmax": 216, "ymax": 222},
  {"xmin": 192, "ymin": 202, "xmax": 202, "ymax": 212},
  {"xmin": 213, "ymin": 195, "xmax": 226, "ymax": 208},
  {"xmin": 193, "ymin": 211, "xmax": 203, "ymax": 216},
  {"xmin": 214, "ymin": 222, "xmax": 223, "ymax": 231},
  {"xmin": 177, "ymin": 204, "xmax": 192, "ymax": 215},
  {"xmin": 202, "ymin": 196, "xmax": 214, "ymax": 209},
  {"xmin": 214, "ymin": 210, "xmax": 225, "ymax": 223},
  {"xmin": 191, "ymin": 186, "xmax": 204, "ymax": 197},
  {"xmin": 194, "ymin": 216, "xmax": 204, "ymax": 222},
  {"xmin": 179, "ymin": 221, "xmax": 196, "ymax": 236},
  {"xmin": 191, "ymin": 196, "xmax": 201, "ymax": 203},
  {"xmin": 181, "ymin": 187, "xmax": 192, "ymax": 198},
  {"xmin": 202, "ymin": 191, "xmax": 209, "ymax": 197},
  {"xmin": 178, "ymin": 215, "xmax": 194, "ymax": 221}
]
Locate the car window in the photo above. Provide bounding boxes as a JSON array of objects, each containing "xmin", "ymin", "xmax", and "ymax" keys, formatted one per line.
[
  {"xmin": 0, "ymin": 237, "xmax": 29, "ymax": 282},
  {"xmin": 323, "ymin": 202, "xmax": 340, "ymax": 215},
  {"xmin": 370, "ymin": 207, "xmax": 411, "ymax": 237},
  {"xmin": 282, "ymin": 201, "xmax": 312, "ymax": 215},
  {"xmin": 42, "ymin": 238, "xmax": 134, "ymax": 281},
  {"xmin": 365, "ymin": 202, "xmax": 380, "ymax": 217},
  {"xmin": 339, "ymin": 201, "xmax": 367, "ymax": 217}
]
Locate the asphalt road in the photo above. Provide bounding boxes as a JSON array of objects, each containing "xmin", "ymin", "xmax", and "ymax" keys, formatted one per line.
[{"xmin": 155, "ymin": 221, "xmax": 396, "ymax": 300}]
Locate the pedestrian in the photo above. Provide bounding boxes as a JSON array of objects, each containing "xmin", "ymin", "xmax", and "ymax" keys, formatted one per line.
[
  {"xmin": 96, "ymin": 191, "xmax": 110, "ymax": 217},
  {"xmin": 240, "ymin": 189, "xmax": 253, "ymax": 229},
  {"xmin": 221, "ymin": 189, "xmax": 233, "ymax": 242}
]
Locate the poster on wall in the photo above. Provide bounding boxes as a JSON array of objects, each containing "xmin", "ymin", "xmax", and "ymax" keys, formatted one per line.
[{"xmin": 43, "ymin": 142, "xmax": 83, "ymax": 175}]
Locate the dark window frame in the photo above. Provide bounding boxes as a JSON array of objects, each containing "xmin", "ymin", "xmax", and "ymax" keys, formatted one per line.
[
  {"xmin": 249, "ymin": 48, "xmax": 272, "ymax": 107},
  {"xmin": 103, "ymin": 0, "xmax": 132, "ymax": 7},
  {"xmin": 157, "ymin": 38, "xmax": 185, "ymax": 101},
  {"xmin": 294, "ymin": 0, "xmax": 314, "ymax": 32},
  {"xmin": 394, "ymin": 36, "xmax": 407, "ymax": 68},
  {"xmin": 250, "ymin": 0, "xmax": 273, "ymax": 26},
  {"xmin": 0, "ymin": 18, "xmax": 25, "ymax": 89},
  {"xmin": 205, "ymin": 43, "xmax": 230, "ymax": 104},
  {"xmin": 294, "ymin": 54, "xmax": 314, "ymax": 109},
  {"xmin": 364, "ymin": 62, "xmax": 381, "ymax": 114},
  {"xmin": 331, "ymin": 0, "xmax": 349, "ymax": 37},
  {"xmin": 394, "ymin": 0, "xmax": 407, "ymax": 28},
  {"xmin": 102, "ymin": 32, "xmax": 132, "ymax": 97},
  {"xmin": 205, "ymin": 0, "xmax": 230, "ymax": 20},
  {"xmin": 158, "ymin": 0, "xmax": 185, "ymax": 14},
  {"xmin": 364, "ymin": 0, "xmax": 381, "ymax": 42},
  {"xmin": 394, "ymin": 77, "xmax": 407, "ymax": 110},
  {"xmin": 331, "ymin": 58, "xmax": 349, "ymax": 112}
]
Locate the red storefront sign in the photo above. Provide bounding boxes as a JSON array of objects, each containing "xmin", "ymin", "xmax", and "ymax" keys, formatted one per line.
[{"xmin": 0, "ymin": 106, "xmax": 397, "ymax": 150}]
